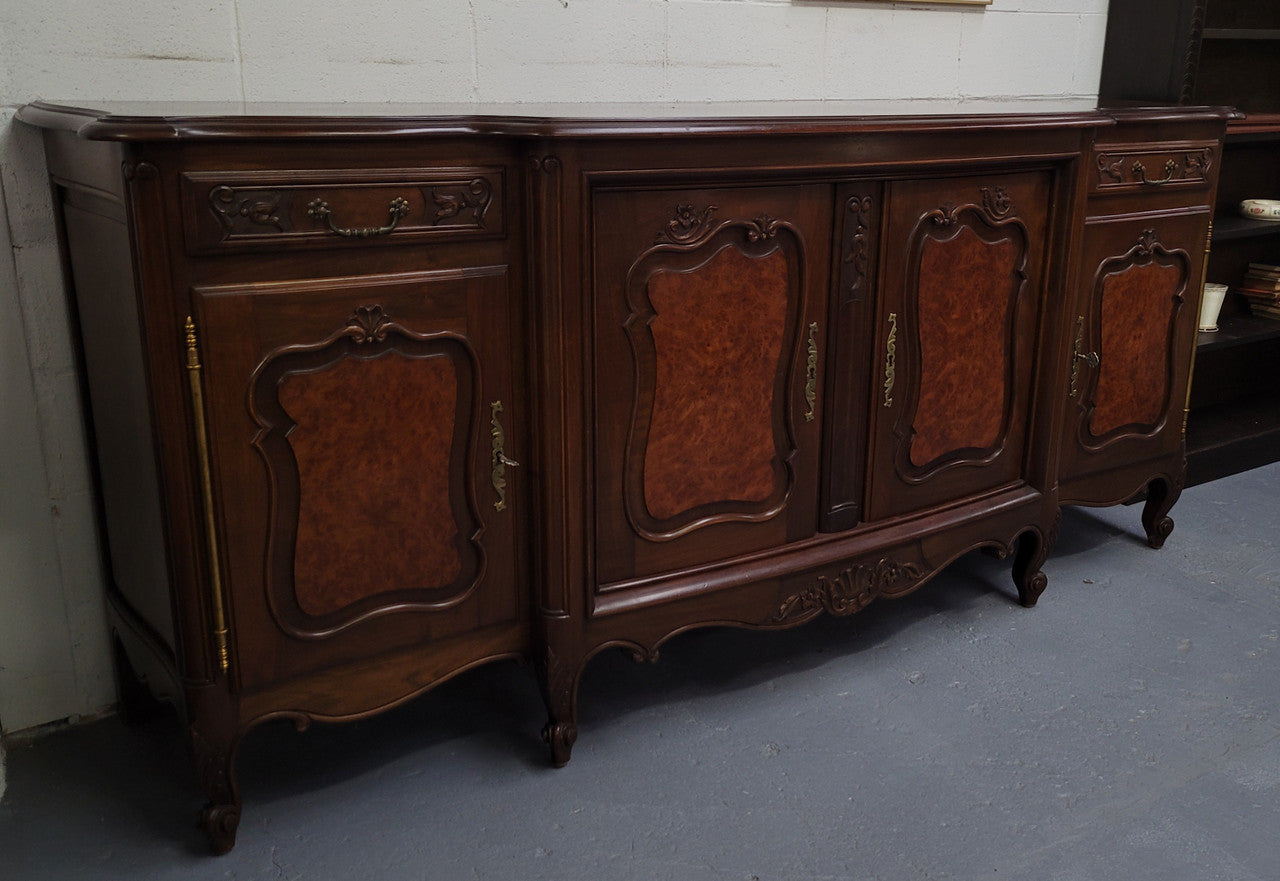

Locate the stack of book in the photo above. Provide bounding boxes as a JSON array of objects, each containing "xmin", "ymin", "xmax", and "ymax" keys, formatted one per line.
[{"xmin": 1238, "ymin": 262, "xmax": 1280, "ymax": 320}]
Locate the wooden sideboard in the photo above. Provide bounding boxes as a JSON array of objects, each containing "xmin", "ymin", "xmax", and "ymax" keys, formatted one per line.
[{"xmin": 18, "ymin": 100, "xmax": 1230, "ymax": 853}]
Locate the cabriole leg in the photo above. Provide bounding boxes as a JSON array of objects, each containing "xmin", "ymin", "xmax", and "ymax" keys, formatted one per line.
[
  {"xmin": 190, "ymin": 723, "xmax": 241, "ymax": 855},
  {"xmin": 537, "ymin": 646, "xmax": 580, "ymax": 768},
  {"xmin": 1141, "ymin": 475, "xmax": 1180, "ymax": 550},
  {"xmin": 1012, "ymin": 512, "xmax": 1060, "ymax": 607}
]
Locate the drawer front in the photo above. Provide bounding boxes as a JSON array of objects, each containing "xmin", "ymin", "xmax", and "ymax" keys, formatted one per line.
[
  {"xmin": 181, "ymin": 167, "xmax": 504, "ymax": 254},
  {"xmin": 1089, "ymin": 142, "xmax": 1216, "ymax": 196}
]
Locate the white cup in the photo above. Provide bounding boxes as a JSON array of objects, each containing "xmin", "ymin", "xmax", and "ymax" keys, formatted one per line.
[{"xmin": 1199, "ymin": 283, "xmax": 1229, "ymax": 332}]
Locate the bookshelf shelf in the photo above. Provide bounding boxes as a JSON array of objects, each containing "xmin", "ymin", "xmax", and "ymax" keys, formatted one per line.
[
  {"xmin": 1202, "ymin": 28, "xmax": 1280, "ymax": 40},
  {"xmin": 1187, "ymin": 392, "xmax": 1280, "ymax": 484},
  {"xmin": 1101, "ymin": 0, "xmax": 1280, "ymax": 485},
  {"xmin": 1197, "ymin": 311, "xmax": 1280, "ymax": 351},
  {"xmin": 1211, "ymin": 215, "xmax": 1280, "ymax": 242}
]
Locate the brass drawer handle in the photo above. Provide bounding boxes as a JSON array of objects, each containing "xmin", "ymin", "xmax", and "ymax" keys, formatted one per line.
[
  {"xmin": 803, "ymin": 321, "xmax": 819, "ymax": 423},
  {"xmin": 1132, "ymin": 158, "xmax": 1177, "ymax": 186},
  {"xmin": 490, "ymin": 401, "xmax": 518, "ymax": 512},
  {"xmin": 307, "ymin": 196, "xmax": 411, "ymax": 237}
]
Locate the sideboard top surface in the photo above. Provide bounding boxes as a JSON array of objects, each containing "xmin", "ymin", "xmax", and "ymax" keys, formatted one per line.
[{"xmin": 16, "ymin": 99, "xmax": 1238, "ymax": 142}]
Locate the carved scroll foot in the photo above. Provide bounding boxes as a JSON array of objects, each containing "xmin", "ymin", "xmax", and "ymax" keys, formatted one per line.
[
  {"xmin": 198, "ymin": 802, "xmax": 241, "ymax": 856},
  {"xmin": 537, "ymin": 646, "xmax": 580, "ymax": 768},
  {"xmin": 1012, "ymin": 515, "xmax": 1059, "ymax": 608},
  {"xmin": 1141, "ymin": 476, "xmax": 1179, "ymax": 550},
  {"xmin": 541, "ymin": 720, "xmax": 579, "ymax": 768},
  {"xmin": 191, "ymin": 724, "xmax": 242, "ymax": 855}
]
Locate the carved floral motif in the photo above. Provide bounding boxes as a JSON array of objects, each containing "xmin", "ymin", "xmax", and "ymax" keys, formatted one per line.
[
  {"xmin": 746, "ymin": 215, "xmax": 782, "ymax": 242},
  {"xmin": 1097, "ymin": 153, "xmax": 1125, "ymax": 183},
  {"xmin": 428, "ymin": 178, "xmax": 493, "ymax": 227},
  {"xmin": 771, "ymin": 558, "xmax": 923, "ymax": 623},
  {"xmin": 928, "ymin": 204, "xmax": 958, "ymax": 227},
  {"xmin": 843, "ymin": 194, "xmax": 874, "ymax": 302},
  {"xmin": 658, "ymin": 204, "xmax": 718, "ymax": 244},
  {"xmin": 981, "ymin": 186, "xmax": 1012, "ymax": 220},
  {"xmin": 209, "ymin": 186, "xmax": 285, "ymax": 234},
  {"xmin": 1094, "ymin": 148, "xmax": 1213, "ymax": 187},
  {"xmin": 1135, "ymin": 228, "xmax": 1159, "ymax": 259},
  {"xmin": 1184, "ymin": 148, "xmax": 1212, "ymax": 178}
]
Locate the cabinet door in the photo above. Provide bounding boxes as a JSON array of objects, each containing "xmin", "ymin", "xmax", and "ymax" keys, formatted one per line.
[
  {"xmin": 191, "ymin": 267, "xmax": 523, "ymax": 689},
  {"xmin": 866, "ymin": 172, "xmax": 1052, "ymax": 520},
  {"xmin": 1060, "ymin": 211, "xmax": 1207, "ymax": 491},
  {"xmin": 591, "ymin": 185, "xmax": 830, "ymax": 590}
]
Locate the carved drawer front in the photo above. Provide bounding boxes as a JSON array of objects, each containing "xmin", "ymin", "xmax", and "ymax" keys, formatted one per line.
[
  {"xmin": 865, "ymin": 171, "xmax": 1052, "ymax": 521},
  {"xmin": 1060, "ymin": 210, "xmax": 1208, "ymax": 491},
  {"xmin": 1090, "ymin": 143, "xmax": 1216, "ymax": 196},
  {"xmin": 181, "ymin": 167, "xmax": 503, "ymax": 254},
  {"xmin": 188, "ymin": 267, "xmax": 523, "ymax": 687},
  {"xmin": 590, "ymin": 184, "xmax": 831, "ymax": 593}
]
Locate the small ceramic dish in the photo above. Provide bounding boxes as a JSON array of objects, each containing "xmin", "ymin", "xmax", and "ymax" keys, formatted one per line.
[{"xmin": 1241, "ymin": 199, "xmax": 1280, "ymax": 221}]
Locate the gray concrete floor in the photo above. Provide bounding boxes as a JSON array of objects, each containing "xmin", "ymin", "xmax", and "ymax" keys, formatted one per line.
[{"xmin": 2, "ymin": 464, "xmax": 1279, "ymax": 881}]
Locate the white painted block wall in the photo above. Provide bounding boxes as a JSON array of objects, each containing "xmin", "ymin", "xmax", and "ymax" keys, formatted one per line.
[{"xmin": 0, "ymin": 0, "xmax": 1111, "ymax": 736}]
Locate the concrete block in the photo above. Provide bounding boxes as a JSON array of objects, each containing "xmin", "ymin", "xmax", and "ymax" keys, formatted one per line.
[
  {"xmin": 0, "ymin": 212, "xmax": 77, "ymax": 736},
  {"xmin": 0, "ymin": 110, "xmax": 111, "ymax": 732},
  {"xmin": 0, "ymin": 1, "xmax": 241, "ymax": 102},
  {"xmin": 823, "ymin": 6, "xmax": 963, "ymax": 101},
  {"xmin": 1073, "ymin": 12, "xmax": 1109, "ymax": 97},
  {"xmin": 474, "ymin": 0, "xmax": 668, "ymax": 102},
  {"xmin": 998, "ymin": 0, "xmax": 1108, "ymax": 14},
  {"xmin": 48, "ymin": 488, "xmax": 113, "ymax": 714},
  {"xmin": 238, "ymin": 0, "xmax": 477, "ymax": 102},
  {"xmin": 959, "ymin": 10, "xmax": 1084, "ymax": 98},
  {"xmin": 666, "ymin": 0, "xmax": 828, "ymax": 102}
]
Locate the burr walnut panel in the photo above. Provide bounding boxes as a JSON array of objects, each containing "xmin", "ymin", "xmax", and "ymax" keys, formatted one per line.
[
  {"xmin": 640, "ymin": 245, "xmax": 790, "ymax": 522},
  {"xmin": 865, "ymin": 171, "xmax": 1048, "ymax": 522},
  {"xmin": 192, "ymin": 267, "xmax": 521, "ymax": 683},
  {"xmin": 1061, "ymin": 207, "xmax": 1207, "ymax": 499},
  {"xmin": 592, "ymin": 185, "xmax": 829, "ymax": 588},
  {"xmin": 1090, "ymin": 238, "xmax": 1186, "ymax": 437},
  {"xmin": 267, "ymin": 343, "xmax": 473, "ymax": 619},
  {"xmin": 911, "ymin": 224, "xmax": 1020, "ymax": 467}
]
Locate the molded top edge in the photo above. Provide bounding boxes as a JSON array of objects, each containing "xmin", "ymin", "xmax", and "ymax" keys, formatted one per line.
[{"xmin": 16, "ymin": 100, "xmax": 1237, "ymax": 141}]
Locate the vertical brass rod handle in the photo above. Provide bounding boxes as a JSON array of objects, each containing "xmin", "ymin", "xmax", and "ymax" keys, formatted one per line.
[{"xmin": 184, "ymin": 316, "xmax": 230, "ymax": 675}]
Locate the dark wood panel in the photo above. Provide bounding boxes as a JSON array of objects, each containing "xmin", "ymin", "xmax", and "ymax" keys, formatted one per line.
[
  {"xmin": 194, "ymin": 268, "xmax": 524, "ymax": 686},
  {"xmin": 1060, "ymin": 210, "xmax": 1208, "ymax": 505},
  {"xmin": 866, "ymin": 171, "xmax": 1052, "ymax": 521},
  {"xmin": 591, "ymin": 185, "xmax": 830, "ymax": 589},
  {"xmin": 820, "ymin": 183, "xmax": 881, "ymax": 533}
]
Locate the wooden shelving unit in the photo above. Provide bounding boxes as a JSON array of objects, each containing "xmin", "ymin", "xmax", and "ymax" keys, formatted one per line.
[{"xmin": 1101, "ymin": 0, "xmax": 1280, "ymax": 486}]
